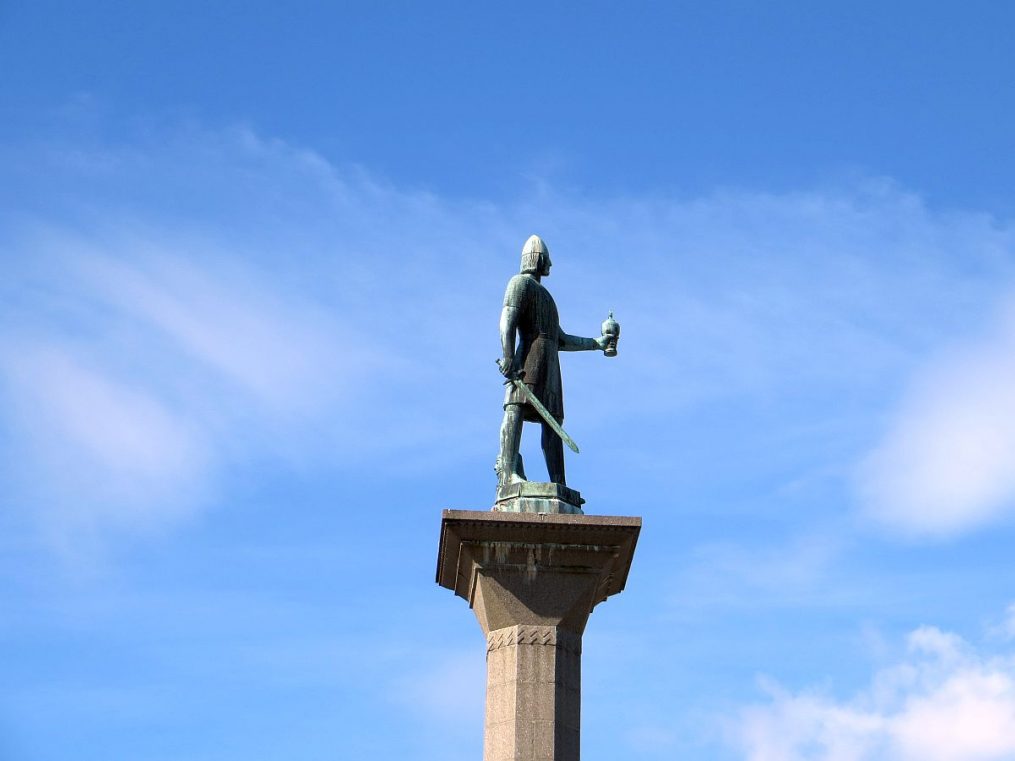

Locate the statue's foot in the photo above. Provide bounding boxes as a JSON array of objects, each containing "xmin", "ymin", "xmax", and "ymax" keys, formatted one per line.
[{"xmin": 508, "ymin": 473, "xmax": 527, "ymax": 485}]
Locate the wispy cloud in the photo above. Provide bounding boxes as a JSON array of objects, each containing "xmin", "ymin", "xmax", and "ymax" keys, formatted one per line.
[
  {"xmin": 1, "ymin": 343, "xmax": 208, "ymax": 535},
  {"xmin": 0, "ymin": 228, "xmax": 367, "ymax": 551},
  {"xmin": 732, "ymin": 614, "xmax": 1015, "ymax": 761},
  {"xmin": 3, "ymin": 122, "xmax": 1015, "ymax": 553}
]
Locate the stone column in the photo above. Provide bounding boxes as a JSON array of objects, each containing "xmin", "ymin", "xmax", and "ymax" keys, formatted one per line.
[
  {"xmin": 437, "ymin": 510, "xmax": 641, "ymax": 761},
  {"xmin": 484, "ymin": 624, "xmax": 582, "ymax": 760}
]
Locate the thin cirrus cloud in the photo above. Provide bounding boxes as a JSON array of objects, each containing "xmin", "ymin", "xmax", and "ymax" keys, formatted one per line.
[
  {"xmin": 2, "ymin": 343, "xmax": 207, "ymax": 527},
  {"xmin": 0, "ymin": 229, "xmax": 363, "ymax": 548},
  {"xmin": 733, "ymin": 615, "xmax": 1015, "ymax": 761},
  {"xmin": 3, "ymin": 123, "xmax": 1015, "ymax": 550},
  {"xmin": 74, "ymin": 245, "xmax": 353, "ymax": 418}
]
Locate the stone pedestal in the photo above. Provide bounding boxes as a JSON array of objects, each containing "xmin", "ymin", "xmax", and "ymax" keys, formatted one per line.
[{"xmin": 437, "ymin": 509, "xmax": 641, "ymax": 761}]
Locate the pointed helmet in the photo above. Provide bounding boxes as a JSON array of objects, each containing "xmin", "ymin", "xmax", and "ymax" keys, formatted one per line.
[{"xmin": 520, "ymin": 234, "xmax": 550, "ymax": 274}]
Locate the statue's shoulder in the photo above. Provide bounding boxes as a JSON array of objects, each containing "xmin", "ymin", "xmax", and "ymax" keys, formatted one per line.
[
  {"xmin": 504, "ymin": 273, "xmax": 536, "ymax": 305},
  {"xmin": 506, "ymin": 273, "xmax": 534, "ymax": 288}
]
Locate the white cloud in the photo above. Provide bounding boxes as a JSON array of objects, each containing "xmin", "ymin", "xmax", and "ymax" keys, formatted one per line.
[
  {"xmin": 4, "ymin": 122, "xmax": 1015, "ymax": 550},
  {"xmin": 73, "ymin": 246, "xmax": 353, "ymax": 417},
  {"xmin": 857, "ymin": 308, "xmax": 1015, "ymax": 537},
  {"xmin": 734, "ymin": 621, "xmax": 1015, "ymax": 761},
  {"xmin": 0, "ymin": 232, "xmax": 373, "ymax": 549},
  {"xmin": 0, "ymin": 342, "xmax": 210, "ymax": 552}
]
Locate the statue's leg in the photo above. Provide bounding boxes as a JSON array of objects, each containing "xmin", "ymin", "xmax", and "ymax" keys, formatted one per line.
[
  {"xmin": 542, "ymin": 422, "xmax": 566, "ymax": 485},
  {"xmin": 497, "ymin": 405, "xmax": 525, "ymax": 485}
]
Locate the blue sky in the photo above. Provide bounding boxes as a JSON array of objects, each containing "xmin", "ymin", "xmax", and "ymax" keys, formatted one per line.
[{"xmin": 3, "ymin": 3, "xmax": 1015, "ymax": 760}]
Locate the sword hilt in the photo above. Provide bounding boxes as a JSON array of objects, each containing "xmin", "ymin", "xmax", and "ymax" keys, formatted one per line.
[{"xmin": 496, "ymin": 359, "xmax": 525, "ymax": 384}]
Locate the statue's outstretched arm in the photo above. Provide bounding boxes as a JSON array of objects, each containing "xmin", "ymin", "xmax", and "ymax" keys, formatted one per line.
[{"xmin": 559, "ymin": 330, "xmax": 608, "ymax": 352}]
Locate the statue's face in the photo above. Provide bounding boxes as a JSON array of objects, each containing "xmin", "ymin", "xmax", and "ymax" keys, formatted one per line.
[{"xmin": 540, "ymin": 252, "xmax": 552, "ymax": 276}]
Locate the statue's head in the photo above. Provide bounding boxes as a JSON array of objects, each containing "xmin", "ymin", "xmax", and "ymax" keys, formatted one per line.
[{"xmin": 520, "ymin": 235, "xmax": 552, "ymax": 277}]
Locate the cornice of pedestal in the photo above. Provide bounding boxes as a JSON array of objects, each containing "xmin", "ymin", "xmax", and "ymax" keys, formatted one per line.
[{"xmin": 436, "ymin": 509, "xmax": 641, "ymax": 635}]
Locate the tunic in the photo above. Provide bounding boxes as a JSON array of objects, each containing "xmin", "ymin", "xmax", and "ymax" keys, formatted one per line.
[{"xmin": 502, "ymin": 274, "xmax": 564, "ymax": 423}]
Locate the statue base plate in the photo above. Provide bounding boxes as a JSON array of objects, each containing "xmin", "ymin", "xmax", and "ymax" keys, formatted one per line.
[{"xmin": 494, "ymin": 482, "xmax": 585, "ymax": 515}]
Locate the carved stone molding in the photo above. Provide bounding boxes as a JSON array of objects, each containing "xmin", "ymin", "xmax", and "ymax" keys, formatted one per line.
[{"xmin": 487, "ymin": 624, "xmax": 582, "ymax": 655}]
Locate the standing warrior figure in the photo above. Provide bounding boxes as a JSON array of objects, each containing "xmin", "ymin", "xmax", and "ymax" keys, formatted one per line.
[{"xmin": 496, "ymin": 235, "xmax": 615, "ymax": 489}]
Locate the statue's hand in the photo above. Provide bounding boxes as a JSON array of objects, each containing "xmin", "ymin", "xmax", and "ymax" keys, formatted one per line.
[
  {"xmin": 594, "ymin": 335, "xmax": 610, "ymax": 351},
  {"xmin": 497, "ymin": 357, "xmax": 516, "ymax": 378}
]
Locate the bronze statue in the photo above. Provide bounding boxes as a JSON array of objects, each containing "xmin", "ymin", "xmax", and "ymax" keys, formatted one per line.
[{"xmin": 495, "ymin": 235, "xmax": 619, "ymax": 491}]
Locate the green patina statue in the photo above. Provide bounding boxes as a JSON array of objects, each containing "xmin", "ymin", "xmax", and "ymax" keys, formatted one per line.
[{"xmin": 495, "ymin": 235, "xmax": 619, "ymax": 493}]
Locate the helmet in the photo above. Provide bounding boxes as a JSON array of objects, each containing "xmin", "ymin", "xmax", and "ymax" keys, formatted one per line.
[{"xmin": 520, "ymin": 234, "xmax": 550, "ymax": 275}]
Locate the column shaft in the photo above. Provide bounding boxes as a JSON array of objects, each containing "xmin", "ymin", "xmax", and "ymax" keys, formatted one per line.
[
  {"xmin": 437, "ymin": 512, "xmax": 641, "ymax": 761},
  {"xmin": 484, "ymin": 624, "xmax": 581, "ymax": 761}
]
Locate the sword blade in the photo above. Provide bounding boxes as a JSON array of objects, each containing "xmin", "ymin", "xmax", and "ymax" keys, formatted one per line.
[{"xmin": 509, "ymin": 378, "xmax": 580, "ymax": 454}]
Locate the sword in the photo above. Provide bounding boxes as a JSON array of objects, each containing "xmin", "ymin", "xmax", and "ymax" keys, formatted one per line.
[{"xmin": 499, "ymin": 363, "xmax": 580, "ymax": 454}]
